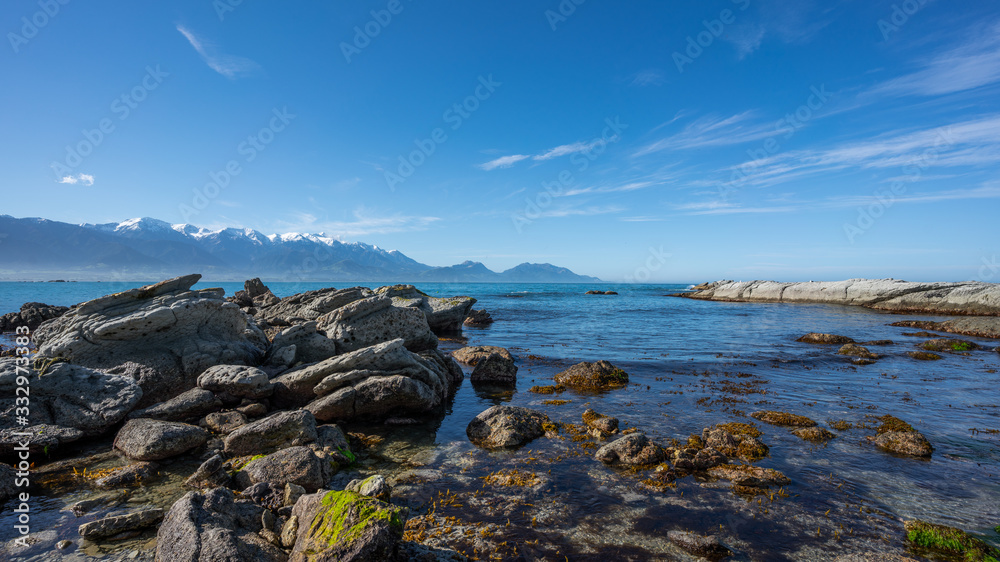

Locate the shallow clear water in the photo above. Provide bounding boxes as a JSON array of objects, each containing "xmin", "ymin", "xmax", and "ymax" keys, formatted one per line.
[{"xmin": 1, "ymin": 281, "xmax": 999, "ymax": 560}]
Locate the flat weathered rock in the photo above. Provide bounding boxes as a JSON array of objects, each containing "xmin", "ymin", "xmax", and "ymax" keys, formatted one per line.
[
  {"xmin": 466, "ymin": 406, "xmax": 549, "ymax": 450},
  {"xmin": 198, "ymin": 364, "xmax": 273, "ymax": 400},
  {"xmin": 224, "ymin": 410, "xmax": 317, "ymax": 457},
  {"xmin": 78, "ymin": 508, "xmax": 163, "ymax": 540},
  {"xmin": 114, "ymin": 419, "xmax": 208, "ymax": 461},
  {"xmin": 316, "ymin": 296, "xmax": 437, "ymax": 354},
  {"xmin": 376, "ymin": 284, "xmax": 477, "ymax": 334},
  {"xmin": 452, "ymin": 345, "xmax": 512, "ymax": 365},
  {"xmin": 127, "ymin": 388, "xmax": 221, "ymax": 421}
]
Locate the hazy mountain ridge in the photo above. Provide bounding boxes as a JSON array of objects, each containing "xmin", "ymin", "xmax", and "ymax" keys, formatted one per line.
[{"xmin": 0, "ymin": 215, "xmax": 600, "ymax": 282}]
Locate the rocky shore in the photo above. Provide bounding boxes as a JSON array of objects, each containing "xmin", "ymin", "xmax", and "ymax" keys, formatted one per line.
[
  {"xmin": 0, "ymin": 275, "xmax": 997, "ymax": 561},
  {"xmin": 676, "ymin": 279, "xmax": 1000, "ymax": 338}
]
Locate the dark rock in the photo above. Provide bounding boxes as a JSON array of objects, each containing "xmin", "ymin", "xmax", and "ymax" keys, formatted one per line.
[
  {"xmin": 463, "ymin": 309, "xmax": 494, "ymax": 327},
  {"xmin": 128, "ymin": 388, "xmax": 222, "ymax": 422},
  {"xmin": 594, "ymin": 433, "xmax": 666, "ymax": 466},
  {"xmin": 235, "ymin": 446, "xmax": 335, "ymax": 492},
  {"xmin": 241, "ymin": 482, "xmax": 286, "ymax": 511},
  {"xmin": 920, "ymin": 338, "xmax": 980, "ymax": 353},
  {"xmin": 908, "ymin": 351, "xmax": 942, "ymax": 361},
  {"xmin": 185, "ymin": 454, "xmax": 230, "ymax": 489},
  {"xmin": 466, "ymin": 406, "xmax": 550, "ymax": 450},
  {"xmin": 0, "ymin": 463, "xmax": 17, "ymax": 502},
  {"xmin": 872, "ymin": 431, "xmax": 933, "ymax": 457},
  {"xmin": 750, "ymin": 411, "xmax": 817, "ymax": 427},
  {"xmin": 470, "ymin": 353, "xmax": 517, "ymax": 386},
  {"xmin": 838, "ymin": 344, "xmax": 878, "ymax": 360},
  {"xmin": 0, "ymin": 302, "xmax": 69, "ymax": 333},
  {"xmin": 792, "ymin": 427, "xmax": 836, "ymax": 442},
  {"xmin": 553, "ymin": 360, "xmax": 629, "ymax": 390},
  {"xmin": 667, "ymin": 530, "xmax": 733, "ymax": 561},
  {"xmin": 797, "ymin": 333, "xmax": 855, "ymax": 344},
  {"xmin": 156, "ymin": 487, "xmax": 287, "ymax": 562},
  {"xmin": 114, "ymin": 419, "xmax": 208, "ymax": 461}
]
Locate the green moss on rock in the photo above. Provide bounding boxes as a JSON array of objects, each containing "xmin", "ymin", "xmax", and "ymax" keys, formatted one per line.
[
  {"xmin": 904, "ymin": 520, "xmax": 1000, "ymax": 562},
  {"xmin": 309, "ymin": 490, "xmax": 405, "ymax": 548}
]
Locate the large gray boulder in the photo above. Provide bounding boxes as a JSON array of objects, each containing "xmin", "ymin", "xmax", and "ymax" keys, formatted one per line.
[
  {"xmin": 316, "ymin": 296, "xmax": 437, "ymax": 354},
  {"xmin": 466, "ymin": 406, "xmax": 550, "ymax": 450},
  {"xmin": 114, "ymin": 418, "xmax": 208, "ymax": 461},
  {"xmin": 265, "ymin": 321, "xmax": 338, "ymax": 368},
  {"xmin": 289, "ymin": 490, "xmax": 406, "ymax": 562},
  {"xmin": 0, "ymin": 358, "xmax": 142, "ymax": 454},
  {"xmin": 32, "ymin": 275, "xmax": 266, "ymax": 407},
  {"xmin": 127, "ymin": 388, "xmax": 221, "ymax": 421},
  {"xmin": 234, "ymin": 446, "xmax": 335, "ymax": 492},
  {"xmin": 197, "ymin": 365, "xmax": 273, "ymax": 400},
  {"xmin": 272, "ymin": 339, "xmax": 462, "ymax": 422},
  {"xmin": 375, "ymin": 284, "xmax": 477, "ymax": 334},
  {"xmin": 224, "ymin": 410, "xmax": 317, "ymax": 457},
  {"xmin": 156, "ymin": 487, "xmax": 288, "ymax": 562},
  {"xmin": 258, "ymin": 286, "xmax": 373, "ymax": 325}
]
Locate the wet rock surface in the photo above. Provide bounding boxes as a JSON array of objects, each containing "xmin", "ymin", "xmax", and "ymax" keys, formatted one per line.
[
  {"xmin": 553, "ymin": 360, "xmax": 629, "ymax": 390},
  {"xmin": 466, "ymin": 406, "xmax": 550, "ymax": 450}
]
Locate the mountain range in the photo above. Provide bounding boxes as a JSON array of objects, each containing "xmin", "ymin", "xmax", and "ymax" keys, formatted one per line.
[{"xmin": 0, "ymin": 215, "xmax": 601, "ymax": 283}]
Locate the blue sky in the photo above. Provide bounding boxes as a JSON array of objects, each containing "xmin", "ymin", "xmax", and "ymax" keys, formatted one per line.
[{"xmin": 2, "ymin": 0, "xmax": 999, "ymax": 282}]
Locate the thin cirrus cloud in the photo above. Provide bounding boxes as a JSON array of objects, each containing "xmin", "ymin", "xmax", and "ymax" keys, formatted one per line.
[
  {"xmin": 56, "ymin": 173, "xmax": 94, "ymax": 186},
  {"xmin": 633, "ymin": 111, "xmax": 779, "ymax": 157},
  {"xmin": 277, "ymin": 209, "xmax": 441, "ymax": 238},
  {"xmin": 868, "ymin": 20, "xmax": 1000, "ymax": 97},
  {"xmin": 176, "ymin": 25, "xmax": 261, "ymax": 79},
  {"xmin": 478, "ymin": 138, "xmax": 616, "ymax": 171}
]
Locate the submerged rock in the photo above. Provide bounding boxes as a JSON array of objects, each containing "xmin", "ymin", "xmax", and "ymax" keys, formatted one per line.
[
  {"xmin": 466, "ymin": 405, "xmax": 550, "ymax": 450},
  {"xmin": 554, "ymin": 360, "xmax": 629, "ymax": 390},
  {"xmin": 582, "ymin": 408, "xmax": 619, "ymax": 435},
  {"xmin": 0, "ymin": 359, "xmax": 142, "ymax": 454},
  {"xmin": 838, "ymin": 344, "xmax": 878, "ymax": 361},
  {"xmin": 908, "ymin": 351, "xmax": 942, "ymax": 361},
  {"xmin": 904, "ymin": 519, "xmax": 1000, "ymax": 562},
  {"xmin": 470, "ymin": 353, "xmax": 517, "ymax": 386},
  {"xmin": 708, "ymin": 464, "xmax": 791, "ymax": 487},
  {"xmin": 32, "ymin": 274, "xmax": 266, "ymax": 407},
  {"xmin": 750, "ymin": 410, "xmax": 817, "ymax": 427},
  {"xmin": 463, "ymin": 309, "xmax": 494, "ymax": 327},
  {"xmin": 594, "ymin": 433, "xmax": 666, "ymax": 466},
  {"xmin": 156, "ymin": 487, "xmax": 287, "ymax": 562},
  {"xmin": 792, "ymin": 427, "xmax": 836, "ymax": 442},
  {"xmin": 289, "ymin": 490, "xmax": 407, "ymax": 562},
  {"xmin": 78, "ymin": 508, "xmax": 163, "ymax": 540},
  {"xmin": 452, "ymin": 345, "xmax": 513, "ymax": 365},
  {"xmin": 920, "ymin": 338, "xmax": 980, "ymax": 353},
  {"xmin": 224, "ymin": 409, "xmax": 318, "ymax": 457},
  {"xmin": 667, "ymin": 530, "xmax": 733, "ymax": 561},
  {"xmin": 797, "ymin": 333, "xmax": 855, "ymax": 345}
]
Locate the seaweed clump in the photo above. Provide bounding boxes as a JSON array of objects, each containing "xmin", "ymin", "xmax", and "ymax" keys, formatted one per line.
[
  {"xmin": 750, "ymin": 410, "xmax": 817, "ymax": 427},
  {"xmin": 904, "ymin": 520, "xmax": 999, "ymax": 562}
]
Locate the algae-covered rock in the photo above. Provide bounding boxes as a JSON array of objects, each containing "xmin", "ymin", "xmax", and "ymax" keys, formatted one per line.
[
  {"xmin": 452, "ymin": 346, "xmax": 512, "ymax": 365},
  {"xmin": 582, "ymin": 408, "xmax": 619, "ymax": 435},
  {"xmin": 707, "ymin": 464, "xmax": 791, "ymax": 487},
  {"xmin": 289, "ymin": 490, "xmax": 407, "ymax": 562},
  {"xmin": 920, "ymin": 338, "xmax": 981, "ymax": 353},
  {"xmin": 838, "ymin": 343, "xmax": 878, "ymax": 361},
  {"xmin": 466, "ymin": 405, "xmax": 550, "ymax": 450},
  {"xmin": 908, "ymin": 351, "xmax": 942, "ymax": 361},
  {"xmin": 869, "ymin": 414, "xmax": 933, "ymax": 457},
  {"xmin": 554, "ymin": 360, "xmax": 629, "ymax": 390},
  {"xmin": 792, "ymin": 427, "xmax": 836, "ymax": 442},
  {"xmin": 904, "ymin": 519, "xmax": 1000, "ymax": 562},
  {"xmin": 797, "ymin": 333, "xmax": 855, "ymax": 345},
  {"xmin": 594, "ymin": 433, "xmax": 666, "ymax": 466},
  {"xmin": 750, "ymin": 410, "xmax": 817, "ymax": 427}
]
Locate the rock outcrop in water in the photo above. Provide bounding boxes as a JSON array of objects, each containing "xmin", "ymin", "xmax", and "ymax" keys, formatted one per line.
[
  {"xmin": 33, "ymin": 274, "xmax": 267, "ymax": 407},
  {"xmin": 0, "ymin": 302, "xmax": 69, "ymax": 333}
]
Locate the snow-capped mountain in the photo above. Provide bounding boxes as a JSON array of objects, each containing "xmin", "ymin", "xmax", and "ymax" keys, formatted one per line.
[{"xmin": 0, "ymin": 215, "xmax": 600, "ymax": 282}]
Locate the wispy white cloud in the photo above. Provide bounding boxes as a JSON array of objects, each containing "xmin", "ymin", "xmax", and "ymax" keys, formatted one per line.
[
  {"xmin": 529, "ymin": 205, "xmax": 624, "ymax": 219},
  {"xmin": 57, "ymin": 173, "xmax": 94, "ymax": 186},
  {"xmin": 177, "ymin": 25, "xmax": 261, "ymax": 79},
  {"xmin": 869, "ymin": 20, "xmax": 1000, "ymax": 97},
  {"xmin": 725, "ymin": 24, "xmax": 766, "ymax": 59},
  {"xmin": 634, "ymin": 111, "xmax": 778, "ymax": 156},
  {"xmin": 479, "ymin": 154, "xmax": 530, "ymax": 170},
  {"xmin": 277, "ymin": 208, "xmax": 441, "ymax": 238},
  {"xmin": 630, "ymin": 69, "xmax": 665, "ymax": 87}
]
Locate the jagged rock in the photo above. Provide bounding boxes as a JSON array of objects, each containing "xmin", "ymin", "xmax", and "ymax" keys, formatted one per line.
[
  {"xmin": 0, "ymin": 302, "xmax": 69, "ymax": 333},
  {"xmin": 289, "ymin": 490, "xmax": 406, "ymax": 562},
  {"xmin": 346, "ymin": 475, "xmax": 391, "ymax": 503},
  {"xmin": 793, "ymin": 427, "xmax": 837, "ymax": 442},
  {"xmin": 376, "ymin": 284, "xmax": 477, "ymax": 333},
  {"xmin": 554, "ymin": 360, "xmax": 629, "ymax": 390},
  {"xmin": 241, "ymin": 482, "xmax": 285, "ymax": 511},
  {"xmin": 0, "ymin": 359, "xmax": 142, "ymax": 454},
  {"xmin": 32, "ymin": 275, "xmax": 266, "ymax": 407},
  {"xmin": 284, "ymin": 483, "xmax": 306, "ymax": 507},
  {"xmin": 127, "ymin": 388, "xmax": 221, "ymax": 421},
  {"xmin": 203, "ymin": 411, "xmax": 249, "ymax": 434},
  {"xmin": 224, "ymin": 410, "xmax": 318, "ymax": 457},
  {"xmin": 312, "ymin": 424, "xmax": 352, "ymax": 464},
  {"xmin": 229, "ymin": 278, "xmax": 281, "ymax": 309},
  {"xmin": 708, "ymin": 464, "xmax": 791, "ymax": 487},
  {"xmin": 872, "ymin": 431, "xmax": 933, "ymax": 457},
  {"xmin": 452, "ymin": 346, "xmax": 512, "ymax": 365},
  {"xmin": 920, "ymin": 338, "xmax": 981, "ymax": 353},
  {"xmin": 681, "ymin": 279, "xmax": 1000, "ymax": 316},
  {"xmin": 463, "ymin": 309, "xmax": 494, "ymax": 327},
  {"xmin": 594, "ymin": 433, "xmax": 666, "ymax": 466},
  {"xmin": 797, "ymin": 333, "xmax": 855, "ymax": 345},
  {"xmin": 78, "ymin": 508, "xmax": 163, "ymax": 540},
  {"xmin": 235, "ymin": 446, "xmax": 335, "ymax": 493},
  {"xmin": 667, "ymin": 530, "xmax": 732, "ymax": 561},
  {"xmin": 273, "ymin": 339, "xmax": 461, "ymax": 422},
  {"xmin": 470, "ymin": 353, "xmax": 517, "ymax": 386},
  {"xmin": 316, "ymin": 296, "xmax": 437, "ymax": 354},
  {"xmin": 114, "ymin": 418, "xmax": 208, "ymax": 461},
  {"xmin": 156, "ymin": 487, "xmax": 288, "ymax": 562},
  {"xmin": 466, "ymin": 406, "xmax": 550, "ymax": 450},
  {"xmin": 259, "ymin": 286, "xmax": 373, "ymax": 325},
  {"xmin": 94, "ymin": 461, "xmax": 160, "ymax": 488},
  {"xmin": 186, "ymin": 454, "xmax": 229, "ymax": 489},
  {"xmin": 198, "ymin": 365, "xmax": 273, "ymax": 400},
  {"xmin": 266, "ymin": 322, "xmax": 339, "ymax": 367}
]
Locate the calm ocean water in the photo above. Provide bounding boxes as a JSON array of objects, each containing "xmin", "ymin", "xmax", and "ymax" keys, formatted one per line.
[{"xmin": 1, "ymin": 280, "xmax": 998, "ymax": 560}]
